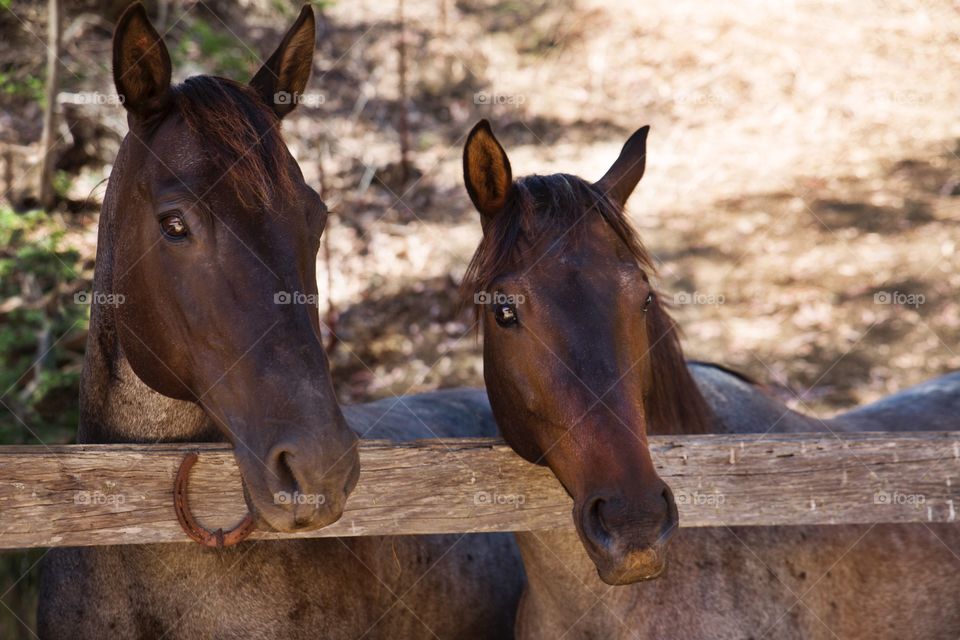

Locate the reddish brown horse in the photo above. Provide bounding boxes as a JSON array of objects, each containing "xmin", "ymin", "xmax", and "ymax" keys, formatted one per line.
[
  {"xmin": 462, "ymin": 119, "xmax": 960, "ymax": 638},
  {"xmin": 39, "ymin": 8, "xmax": 522, "ymax": 638},
  {"xmin": 462, "ymin": 119, "xmax": 709, "ymax": 583}
]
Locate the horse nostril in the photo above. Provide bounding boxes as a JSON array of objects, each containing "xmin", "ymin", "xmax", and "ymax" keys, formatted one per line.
[
  {"xmin": 592, "ymin": 498, "xmax": 609, "ymax": 538},
  {"xmin": 581, "ymin": 493, "xmax": 613, "ymax": 552},
  {"xmin": 272, "ymin": 449, "xmax": 303, "ymax": 500}
]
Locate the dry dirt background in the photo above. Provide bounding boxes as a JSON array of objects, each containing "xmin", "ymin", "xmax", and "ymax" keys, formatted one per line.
[
  {"xmin": 4, "ymin": 0, "xmax": 960, "ymax": 418},
  {"xmin": 305, "ymin": 0, "xmax": 960, "ymax": 416}
]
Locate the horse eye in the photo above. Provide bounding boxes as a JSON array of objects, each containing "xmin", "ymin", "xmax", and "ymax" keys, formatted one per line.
[
  {"xmin": 159, "ymin": 213, "xmax": 189, "ymax": 240},
  {"xmin": 642, "ymin": 292, "xmax": 655, "ymax": 312},
  {"xmin": 494, "ymin": 303, "xmax": 519, "ymax": 327}
]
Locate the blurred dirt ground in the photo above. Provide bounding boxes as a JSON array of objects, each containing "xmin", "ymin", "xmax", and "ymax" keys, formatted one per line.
[
  {"xmin": 3, "ymin": 0, "xmax": 960, "ymax": 419},
  {"xmin": 307, "ymin": 0, "xmax": 960, "ymax": 417}
]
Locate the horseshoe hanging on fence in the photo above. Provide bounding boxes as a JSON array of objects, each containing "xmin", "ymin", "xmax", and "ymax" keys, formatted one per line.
[{"xmin": 174, "ymin": 452, "xmax": 256, "ymax": 548}]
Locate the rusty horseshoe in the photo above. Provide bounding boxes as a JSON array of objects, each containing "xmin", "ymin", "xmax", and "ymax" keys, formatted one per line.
[{"xmin": 174, "ymin": 452, "xmax": 256, "ymax": 548}]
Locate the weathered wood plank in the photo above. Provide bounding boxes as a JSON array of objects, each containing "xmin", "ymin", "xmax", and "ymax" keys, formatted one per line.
[{"xmin": 0, "ymin": 432, "xmax": 958, "ymax": 549}]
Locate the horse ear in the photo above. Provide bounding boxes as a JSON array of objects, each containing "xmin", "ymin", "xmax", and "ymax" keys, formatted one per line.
[
  {"xmin": 595, "ymin": 125, "xmax": 650, "ymax": 207},
  {"xmin": 113, "ymin": 2, "xmax": 172, "ymax": 119},
  {"xmin": 250, "ymin": 5, "xmax": 316, "ymax": 119},
  {"xmin": 463, "ymin": 120, "xmax": 513, "ymax": 222}
]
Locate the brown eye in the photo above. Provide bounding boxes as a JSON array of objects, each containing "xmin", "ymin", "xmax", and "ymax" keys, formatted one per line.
[
  {"xmin": 494, "ymin": 303, "xmax": 518, "ymax": 327},
  {"xmin": 642, "ymin": 292, "xmax": 655, "ymax": 312},
  {"xmin": 160, "ymin": 213, "xmax": 188, "ymax": 240}
]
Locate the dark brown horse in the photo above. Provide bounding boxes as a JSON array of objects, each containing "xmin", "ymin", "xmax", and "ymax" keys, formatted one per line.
[
  {"xmin": 462, "ymin": 120, "xmax": 960, "ymax": 638},
  {"xmin": 38, "ymin": 8, "xmax": 523, "ymax": 638},
  {"xmin": 96, "ymin": 3, "xmax": 360, "ymax": 533}
]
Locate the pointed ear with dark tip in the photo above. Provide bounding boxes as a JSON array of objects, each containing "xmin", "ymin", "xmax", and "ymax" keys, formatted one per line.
[
  {"xmin": 249, "ymin": 5, "xmax": 316, "ymax": 119},
  {"xmin": 463, "ymin": 120, "xmax": 513, "ymax": 224},
  {"xmin": 113, "ymin": 2, "xmax": 172, "ymax": 119},
  {"xmin": 594, "ymin": 125, "xmax": 650, "ymax": 207}
]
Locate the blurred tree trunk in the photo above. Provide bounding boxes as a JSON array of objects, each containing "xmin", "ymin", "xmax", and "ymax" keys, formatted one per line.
[
  {"xmin": 439, "ymin": 0, "xmax": 453, "ymax": 83},
  {"xmin": 397, "ymin": 0, "xmax": 411, "ymax": 184},
  {"xmin": 38, "ymin": 0, "xmax": 62, "ymax": 210},
  {"xmin": 156, "ymin": 0, "xmax": 169, "ymax": 31}
]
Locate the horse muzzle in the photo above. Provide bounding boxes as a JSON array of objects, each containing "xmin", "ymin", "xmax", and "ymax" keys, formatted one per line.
[{"xmin": 575, "ymin": 483, "xmax": 679, "ymax": 585}]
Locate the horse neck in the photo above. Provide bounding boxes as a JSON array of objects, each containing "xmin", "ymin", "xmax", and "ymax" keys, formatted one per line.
[
  {"xmin": 685, "ymin": 362, "xmax": 825, "ymax": 435},
  {"xmin": 77, "ymin": 138, "xmax": 217, "ymax": 445},
  {"xmin": 645, "ymin": 359, "xmax": 718, "ymax": 437}
]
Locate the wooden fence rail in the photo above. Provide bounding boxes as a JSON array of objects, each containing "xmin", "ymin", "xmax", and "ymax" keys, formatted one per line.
[{"xmin": 0, "ymin": 431, "xmax": 958, "ymax": 549}]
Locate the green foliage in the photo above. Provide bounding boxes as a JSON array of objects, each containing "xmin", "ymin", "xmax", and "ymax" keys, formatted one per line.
[
  {"xmin": 0, "ymin": 208, "xmax": 86, "ymax": 446},
  {"xmin": 0, "ymin": 211, "xmax": 89, "ymax": 640},
  {"xmin": 0, "ymin": 71, "xmax": 43, "ymax": 103},
  {"xmin": 174, "ymin": 18, "xmax": 259, "ymax": 78},
  {"xmin": 271, "ymin": 0, "xmax": 297, "ymax": 18},
  {"xmin": 52, "ymin": 170, "xmax": 72, "ymax": 199}
]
